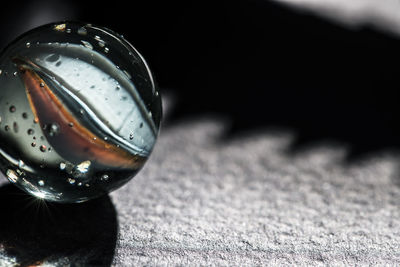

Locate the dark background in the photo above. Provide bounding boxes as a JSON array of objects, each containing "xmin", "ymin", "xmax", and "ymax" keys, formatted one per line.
[{"xmin": 1, "ymin": 0, "xmax": 400, "ymax": 157}]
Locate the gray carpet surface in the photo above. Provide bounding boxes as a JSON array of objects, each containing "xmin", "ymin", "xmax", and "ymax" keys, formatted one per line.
[
  {"xmin": 0, "ymin": 99, "xmax": 399, "ymax": 266},
  {"xmin": 108, "ymin": 114, "xmax": 400, "ymax": 266}
]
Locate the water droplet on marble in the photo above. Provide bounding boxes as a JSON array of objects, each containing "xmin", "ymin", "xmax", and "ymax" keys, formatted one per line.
[
  {"xmin": 77, "ymin": 27, "xmax": 87, "ymax": 35},
  {"xmin": 98, "ymin": 40, "xmax": 105, "ymax": 47},
  {"xmin": 47, "ymin": 123, "xmax": 60, "ymax": 137},
  {"xmin": 18, "ymin": 160, "xmax": 25, "ymax": 168},
  {"xmin": 6, "ymin": 169, "xmax": 18, "ymax": 183},
  {"xmin": 75, "ymin": 160, "xmax": 91, "ymax": 174},
  {"xmin": 81, "ymin": 40, "xmax": 93, "ymax": 50},
  {"xmin": 59, "ymin": 162, "xmax": 66, "ymax": 170},
  {"xmin": 54, "ymin": 23, "xmax": 66, "ymax": 32},
  {"xmin": 46, "ymin": 54, "xmax": 60, "ymax": 62},
  {"xmin": 13, "ymin": 122, "xmax": 18, "ymax": 133}
]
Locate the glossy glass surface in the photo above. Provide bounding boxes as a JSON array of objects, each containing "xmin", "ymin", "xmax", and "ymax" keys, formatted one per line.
[{"xmin": 0, "ymin": 22, "xmax": 162, "ymax": 202}]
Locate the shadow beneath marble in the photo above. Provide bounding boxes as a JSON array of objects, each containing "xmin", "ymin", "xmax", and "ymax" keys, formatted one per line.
[{"xmin": 0, "ymin": 183, "xmax": 117, "ymax": 266}]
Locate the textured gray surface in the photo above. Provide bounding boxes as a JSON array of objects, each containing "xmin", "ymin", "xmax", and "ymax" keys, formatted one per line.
[
  {"xmin": 0, "ymin": 100, "xmax": 399, "ymax": 266},
  {"xmin": 275, "ymin": 0, "xmax": 400, "ymax": 36},
  {"xmin": 109, "ymin": 113, "xmax": 400, "ymax": 265}
]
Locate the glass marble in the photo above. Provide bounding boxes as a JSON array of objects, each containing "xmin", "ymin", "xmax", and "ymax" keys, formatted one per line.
[{"xmin": 0, "ymin": 22, "xmax": 162, "ymax": 203}]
